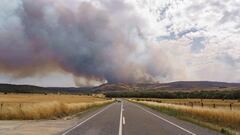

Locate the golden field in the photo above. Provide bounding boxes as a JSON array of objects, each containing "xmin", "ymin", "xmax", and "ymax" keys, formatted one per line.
[
  {"xmin": 132, "ymin": 100, "xmax": 240, "ymax": 135},
  {"xmin": 0, "ymin": 94, "xmax": 112, "ymax": 120},
  {"xmin": 134, "ymin": 98, "xmax": 240, "ymax": 110},
  {"xmin": 0, "ymin": 94, "xmax": 106, "ymax": 103}
]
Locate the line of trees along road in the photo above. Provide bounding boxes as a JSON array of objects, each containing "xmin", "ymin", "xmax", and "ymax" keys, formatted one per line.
[{"xmin": 105, "ymin": 90, "xmax": 240, "ymax": 99}]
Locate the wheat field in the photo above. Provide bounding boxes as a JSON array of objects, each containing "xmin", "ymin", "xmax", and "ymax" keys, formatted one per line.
[
  {"xmin": 134, "ymin": 98, "xmax": 240, "ymax": 110},
  {"xmin": 133, "ymin": 100, "xmax": 240, "ymax": 134},
  {"xmin": 0, "ymin": 94, "xmax": 112, "ymax": 120}
]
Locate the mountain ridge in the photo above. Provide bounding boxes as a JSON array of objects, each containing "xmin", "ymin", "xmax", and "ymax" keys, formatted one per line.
[
  {"xmin": 0, "ymin": 81, "xmax": 240, "ymax": 94},
  {"xmin": 93, "ymin": 81, "xmax": 240, "ymax": 92}
]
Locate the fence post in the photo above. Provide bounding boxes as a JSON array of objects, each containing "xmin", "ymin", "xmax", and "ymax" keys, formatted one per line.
[
  {"xmin": 0, "ymin": 103, "xmax": 3, "ymax": 111},
  {"xmin": 189, "ymin": 102, "xmax": 193, "ymax": 108},
  {"xmin": 201, "ymin": 102, "xmax": 203, "ymax": 108},
  {"xmin": 230, "ymin": 103, "xmax": 232, "ymax": 110},
  {"xmin": 213, "ymin": 103, "xmax": 216, "ymax": 108},
  {"xmin": 157, "ymin": 100, "xmax": 162, "ymax": 103}
]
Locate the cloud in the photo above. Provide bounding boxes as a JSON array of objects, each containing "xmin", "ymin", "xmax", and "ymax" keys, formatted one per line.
[{"xmin": 134, "ymin": 0, "xmax": 240, "ymax": 82}]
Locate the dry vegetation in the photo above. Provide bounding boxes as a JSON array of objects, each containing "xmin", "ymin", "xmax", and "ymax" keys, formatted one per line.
[
  {"xmin": 0, "ymin": 94, "xmax": 112, "ymax": 120},
  {"xmin": 134, "ymin": 98, "xmax": 240, "ymax": 110},
  {"xmin": 132, "ymin": 99, "xmax": 240, "ymax": 135}
]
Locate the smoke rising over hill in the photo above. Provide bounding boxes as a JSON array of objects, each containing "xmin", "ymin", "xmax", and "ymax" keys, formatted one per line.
[{"xmin": 0, "ymin": 0, "xmax": 179, "ymax": 86}]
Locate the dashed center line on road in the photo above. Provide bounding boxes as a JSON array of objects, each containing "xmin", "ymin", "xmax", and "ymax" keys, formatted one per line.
[
  {"xmin": 123, "ymin": 116, "xmax": 126, "ymax": 125},
  {"xmin": 118, "ymin": 101, "xmax": 123, "ymax": 135}
]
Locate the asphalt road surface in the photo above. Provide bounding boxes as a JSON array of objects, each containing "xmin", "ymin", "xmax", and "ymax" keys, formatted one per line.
[{"xmin": 61, "ymin": 100, "xmax": 221, "ymax": 135}]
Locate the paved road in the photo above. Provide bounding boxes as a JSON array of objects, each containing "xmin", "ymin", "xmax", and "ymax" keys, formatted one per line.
[{"xmin": 61, "ymin": 100, "xmax": 221, "ymax": 135}]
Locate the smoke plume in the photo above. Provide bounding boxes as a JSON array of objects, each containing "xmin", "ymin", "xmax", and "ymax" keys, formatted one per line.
[{"xmin": 0, "ymin": 0, "xmax": 179, "ymax": 86}]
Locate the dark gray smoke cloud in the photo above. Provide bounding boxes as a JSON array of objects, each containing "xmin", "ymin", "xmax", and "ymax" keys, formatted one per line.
[{"xmin": 0, "ymin": 0, "xmax": 176, "ymax": 86}]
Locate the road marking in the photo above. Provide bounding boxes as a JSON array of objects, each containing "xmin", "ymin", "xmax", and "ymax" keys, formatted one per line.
[
  {"xmin": 118, "ymin": 101, "xmax": 123, "ymax": 135},
  {"xmin": 134, "ymin": 103, "xmax": 196, "ymax": 135},
  {"xmin": 62, "ymin": 103, "xmax": 114, "ymax": 135},
  {"xmin": 123, "ymin": 116, "xmax": 126, "ymax": 125}
]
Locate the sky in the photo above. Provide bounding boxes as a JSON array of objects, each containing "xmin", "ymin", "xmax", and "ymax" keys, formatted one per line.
[{"xmin": 0, "ymin": 0, "xmax": 240, "ymax": 87}]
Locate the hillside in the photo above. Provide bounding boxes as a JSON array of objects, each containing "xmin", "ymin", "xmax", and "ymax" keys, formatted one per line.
[
  {"xmin": 0, "ymin": 81, "xmax": 240, "ymax": 94},
  {"xmin": 94, "ymin": 81, "xmax": 240, "ymax": 92},
  {"xmin": 0, "ymin": 84, "xmax": 92, "ymax": 94}
]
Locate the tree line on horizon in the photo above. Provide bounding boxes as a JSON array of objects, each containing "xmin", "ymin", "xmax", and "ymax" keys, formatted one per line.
[{"xmin": 105, "ymin": 90, "xmax": 240, "ymax": 99}]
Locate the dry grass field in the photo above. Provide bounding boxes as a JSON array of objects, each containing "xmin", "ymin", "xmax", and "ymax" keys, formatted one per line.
[
  {"xmin": 134, "ymin": 98, "xmax": 240, "ymax": 110},
  {"xmin": 0, "ymin": 94, "xmax": 112, "ymax": 120},
  {"xmin": 131, "ymin": 99, "xmax": 240, "ymax": 135},
  {"xmin": 0, "ymin": 94, "xmax": 106, "ymax": 103}
]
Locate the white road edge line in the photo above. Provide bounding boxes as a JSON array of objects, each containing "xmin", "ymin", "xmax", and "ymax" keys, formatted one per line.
[
  {"xmin": 118, "ymin": 101, "xmax": 123, "ymax": 135},
  {"xmin": 134, "ymin": 103, "xmax": 196, "ymax": 135},
  {"xmin": 123, "ymin": 116, "xmax": 126, "ymax": 125},
  {"xmin": 62, "ymin": 103, "xmax": 114, "ymax": 135}
]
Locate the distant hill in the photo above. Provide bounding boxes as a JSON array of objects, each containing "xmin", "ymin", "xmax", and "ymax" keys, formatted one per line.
[
  {"xmin": 94, "ymin": 81, "xmax": 240, "ymax": 92},
  {"xmin": 0, "ymin": 84, "xmax": 92, "ymax": 94},
  {"xmin": 0, "ymin": 81, "xmax": 240, "ymax": 94},
  {"xmin": 156, "ymin": 81, "xmax": 240, "ymax": 90},
  {"xmin": 92, "ymin": 83, "xmax": 133, "ymax": 92}
]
